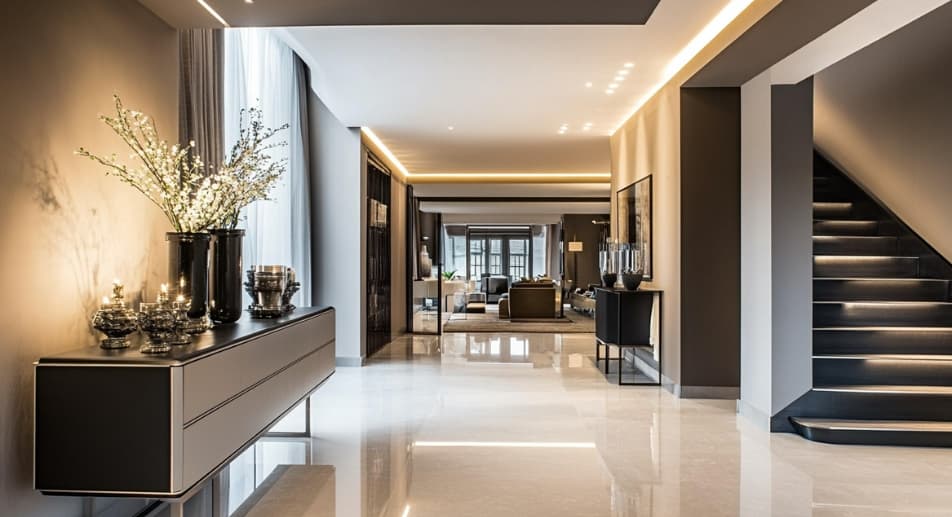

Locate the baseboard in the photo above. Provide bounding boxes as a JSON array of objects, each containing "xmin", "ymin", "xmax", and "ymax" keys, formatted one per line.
[
  {"xmin": 335, "ymin": 356, "xmax": 366, "ymax": 367},
  {"xmin": 736, "ymin": 399, "xmax": 771, "ymax": 430},
  {"xmin": 678, "ymin": 385, "xmax": 740, "ymax": 400}
]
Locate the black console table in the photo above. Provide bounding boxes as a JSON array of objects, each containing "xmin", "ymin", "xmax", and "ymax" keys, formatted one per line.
[
  {"xmin": 34, "ymin": 306, "xmax": 335, "ymax": 499},
  {"xmin": 595, "ymin": 288, "xmax": 662, "ymax": 385}
]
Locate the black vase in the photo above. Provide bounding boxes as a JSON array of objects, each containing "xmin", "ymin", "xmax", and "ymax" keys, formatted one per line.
[
  {"xmin": 167, "ymin": 232, "xmax": 211, "ymax": 320},
  {"xmin": 209, "ymin": 229, "xmax": 245, "ymax": 324},
  {"xmin": 621, "ymin": 271, "xmax": 644, "ymax": 291}
]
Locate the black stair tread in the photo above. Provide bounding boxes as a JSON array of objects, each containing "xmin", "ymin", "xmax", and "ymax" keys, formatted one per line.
[
  {"xmin": 815, "ymin": 300, "xmax": 952, "ymax": 304},
  {"xmin": 814, "ymin": 277, "xmax": 946, "ymax": 281},
  {"xmin": 814, "ymin": 354, "xmax": 952, "ymax": 361},
  {"xmin": 814, "ymin": 385, "xmax": 952, "ymax": 394},
  {"xmin": 814, "ymin": 218, "xmax": 880, "ymax": 222},
  {"xmin": 792, "ymin": 418, "xmax": 952, "ymax": 432},
  {"xmin": 814, "ymin": 255, "xmax": 919, "ymax": 259},
  {"xmin": 814, "ymin": 326, "xmax": 952, "ymax": 330}
]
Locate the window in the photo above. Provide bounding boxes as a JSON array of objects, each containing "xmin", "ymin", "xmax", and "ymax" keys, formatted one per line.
[{"xmin": 469, "ymin": 239, "xmax": 485, "ymax": 279}]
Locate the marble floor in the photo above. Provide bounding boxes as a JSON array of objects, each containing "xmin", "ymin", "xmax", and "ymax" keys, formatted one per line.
[{"xmin": 232, "ymin": 332, "xmax": 952, "ymax": 517}]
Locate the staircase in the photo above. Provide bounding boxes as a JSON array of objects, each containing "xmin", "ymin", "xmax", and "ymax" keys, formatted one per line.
[{"xmin": 789, "ymin": 153, "xmax": 952, "ymax": 446}]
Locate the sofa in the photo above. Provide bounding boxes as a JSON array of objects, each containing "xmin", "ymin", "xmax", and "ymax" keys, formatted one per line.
[
  {"xmin": 480, "ymin": 275, "xmax": 510, "ymax": 304},
  {"xmin": 507, "ymin": 281, "xmax": 559, "ymax": 319}
]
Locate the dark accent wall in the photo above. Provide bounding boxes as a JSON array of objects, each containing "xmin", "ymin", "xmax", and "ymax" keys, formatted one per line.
[
  {"xmin": 561, "ymin": 214, "xmax": 608, "ymax": 290},
  {"xmin": 679, "ymin": 88, "xmax": 741, "ymax": 390}
]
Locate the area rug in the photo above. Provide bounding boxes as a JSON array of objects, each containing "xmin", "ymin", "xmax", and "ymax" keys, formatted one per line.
[{"xmin": 443, "ymin": 308, "xmax": 595, "ymax": 333}]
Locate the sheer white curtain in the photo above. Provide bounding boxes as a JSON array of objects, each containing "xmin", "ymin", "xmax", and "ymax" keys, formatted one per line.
[{"xmin": 224, "ymin": 28, "xmax": 311, "ymax": 305}]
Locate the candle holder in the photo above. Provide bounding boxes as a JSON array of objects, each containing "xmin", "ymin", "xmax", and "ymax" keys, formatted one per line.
[
  {"xmin": 167, "ymin": 297, "xmax": 192, "ymax": 346},
  {"xmin": 91, "ymin": 281, "xmax": 138, "ymax": 349},
  {"xmin": 245, "ymin": 265, "xmax": 300, "ymax": 319},
  {"xmin": 137, "ymin": 302, "xmax": 174, "ymax": 354},
  {"xmin": 282, "ymin": 267, "xmax": 301, "ymax": 314}
]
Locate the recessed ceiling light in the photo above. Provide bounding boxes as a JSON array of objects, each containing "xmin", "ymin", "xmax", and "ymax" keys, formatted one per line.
[
  {"xmin": 624, "ymin": 62, "xmax": 635, "ymax": 68},
  {"xmin": 614, "ymin": 76, "xmax": 625, "ymax": 82},
  {"xmin": 585, "ymin": 82, "xmax": 593, "ymax": 88},
  {"xmin": 447, "ymin": 126, "xmax": 455, "ymax": 131},
  {"xmin": 245, "ymin": 0, "xmax": 254, "ymax": 3},
  {"xmin": 582, "ymin": 127, "xmax": 591, "ymax": 131},
  {"xmin": 618, "ymin": 70, "xmax": 630, "ymax": 76},
  {"xmin": 609, "ymin": 83, "xmax": 619, "ymax": 89},
  {"xmin": 584, "ymin": 122, "xmax": 593, "ymax": 126},
  {"xmin": 605, "ymin": 89, "xmax": 615, "ymax": 95}
]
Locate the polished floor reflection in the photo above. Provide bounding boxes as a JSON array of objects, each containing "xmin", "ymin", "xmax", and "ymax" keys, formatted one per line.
[{"xmin": 240, "ymin": 332, "xmax": 952, "ymax": 516}]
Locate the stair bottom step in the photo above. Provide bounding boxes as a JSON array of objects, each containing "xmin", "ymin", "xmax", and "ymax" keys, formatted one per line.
[{"xmin": 791, "ymin": 417, "xmax": 952, "ymax": 447}]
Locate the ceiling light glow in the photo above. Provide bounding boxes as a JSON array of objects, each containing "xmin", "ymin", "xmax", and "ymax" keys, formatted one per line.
[
  {"xmin": 360, "ymin": 127, "xmax": 409, "ymax": 178},
  {"xmin": 606, "ymin": 89, "xmax": 615, "ymax": 95},
  {"xmin": 614, "ymin": 76, "xmax": 625, "ymax": 82},
  {"xmin": 196, "ymin": 0, "xmax": 230, "ymax": 26},
  {"xmin": 583, "ymin": 127, "xmax": 591, "ymax": 131},
  {"xmin": 585, "ymin": 82, "xmax": 593, "ymax": 88},
  {"xmin": 618, "ymin": 70, "xmax": 630, "ymax": 76},
  {"xmin": 609, "ymin": 83, "xmax": 619, "ymax": 88},
  {"xmin": 447, "ymin": 126, "xmax": 455, "ymax": 131},
  {"xmin": 613, "ymin": 0, "xmax": 754, "ymax": 134}
]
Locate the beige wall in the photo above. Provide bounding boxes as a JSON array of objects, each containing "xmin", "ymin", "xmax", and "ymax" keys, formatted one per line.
[
  {"xmin": 610, "ymin": 86, "xmax": 683, "ymax": 385},
  {"xmin": 390, "ymin": 175, "xmax": 408, "ymax": 335},
  {"xmin": 609, "ymin": 0, "xmax": 779, "ymax": 391},
  {"xmin": 815, "ymin": 3, "xmax": 952, "ymax": 260},
  {"xmin": 0, "ymin": 1, "xmax": 178, "ymax": 515}
]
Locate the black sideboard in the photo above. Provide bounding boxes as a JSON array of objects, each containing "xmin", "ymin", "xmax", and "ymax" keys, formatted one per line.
[
  {"xmin": 34, "ymin": 306, "xmax": 336, "ymax": 498},
  {"xmin": 595, "ymin": 288, "xmax": 662, "ymax": 385}
]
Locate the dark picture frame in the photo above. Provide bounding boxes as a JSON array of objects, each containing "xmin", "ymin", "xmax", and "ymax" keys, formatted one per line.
[{"xmin": 616, "ymin": 175, "xmax": 653, "ymax": 280}]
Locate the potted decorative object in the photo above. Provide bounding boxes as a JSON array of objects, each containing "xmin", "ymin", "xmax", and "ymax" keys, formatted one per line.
[
  {"xmin": 207, "ymin": 108, "xmax": 287, "ymax": 324},
  {"xmin": 442, "ymin": 270, "xmax": 457, "ymax": 281},
  {"xmin": 78, "ymin": 96, "xmax": 287, "ymax": 327},
  {"xmin": 419, "ymin": 238, "xmax": 433, "ymax": 278}
]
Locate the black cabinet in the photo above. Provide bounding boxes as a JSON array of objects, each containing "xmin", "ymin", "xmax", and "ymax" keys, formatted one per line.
[
  {"xmin": 595, "ymin": 288, "xmax": 662, "ymax": 385},
  {"xmin": 35, "ymin": 307, "xmax": 336, "ymax": 498}
]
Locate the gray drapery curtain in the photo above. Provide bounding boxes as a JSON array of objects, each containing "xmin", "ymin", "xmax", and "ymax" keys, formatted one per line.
[
  {"xmin": 292, "ymin": 53, "xmax": 313, "ymax": 306},
  {"xmin": 179, "ymin": 29, "xmax": 224, "ymax": 171}
]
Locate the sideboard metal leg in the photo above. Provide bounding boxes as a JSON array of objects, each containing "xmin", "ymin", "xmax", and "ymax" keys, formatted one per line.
[
  {"xmin": 212, "ymin": 470, "xmax": 229, "ymax": 517},
  {"xmin": 168, "ymin": 501, "xmax": 184, "ymax": 517}
]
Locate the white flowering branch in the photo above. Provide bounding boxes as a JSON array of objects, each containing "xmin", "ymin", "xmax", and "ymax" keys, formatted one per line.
[{"xmin": 76, "ymin": 95, "xmax": 287, "ymax": 233}]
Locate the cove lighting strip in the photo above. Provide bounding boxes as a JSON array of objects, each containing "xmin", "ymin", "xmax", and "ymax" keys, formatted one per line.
[
  {"xmin": 413, "ymin": 441, "xmax": 597, "ymax": 449},
  {"xmin": 409, "ymin": 172, "xmax": 611, "ymax": 182},
  {"xmin": 612, "ymin": 0, "xmax": 755, "ymax": 134},
  {"xmin": 361, "ymin": 127, "xmax": 609, "ymax": 182},
  {"xmin": 361, "ymin": 127, "xmax": 410, "ymax": 178},
  {"xmin": 197, "ymin": 0, "xmax": 230, "ymax": 27}
]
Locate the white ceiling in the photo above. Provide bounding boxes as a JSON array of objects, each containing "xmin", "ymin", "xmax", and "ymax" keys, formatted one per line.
[{"xmin": 280, "ymin": 0, "xmax": 732, "ymax": 175}]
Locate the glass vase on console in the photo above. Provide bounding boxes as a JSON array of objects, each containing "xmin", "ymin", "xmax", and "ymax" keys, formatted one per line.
[
  {"xmin": 209, "ymin": 229, "xmax": 245, "ymax": 324},
  {"xmin": 598, "ymin": 241, "xmax": 618, "ymax": 288},
  {"xmin": 167, "ymin": 232, "xmax": 211, "ymax": 333},
  {"xmin": 619, "ymin": 243, "xmax": 644, "ymax": 291}
]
